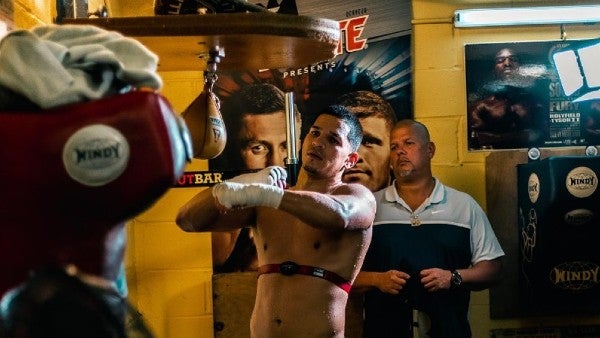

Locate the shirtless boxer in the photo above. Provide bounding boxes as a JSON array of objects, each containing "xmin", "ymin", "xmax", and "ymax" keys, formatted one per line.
[{"xmin": 176, "ymin": 105, "xmax": 376, "ymax": 338}]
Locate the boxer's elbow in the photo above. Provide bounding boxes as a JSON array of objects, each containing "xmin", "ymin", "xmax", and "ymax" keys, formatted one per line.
[
  {"xmin": 175, "ymin": 213, "xmax": 192, "ymax": 232},
  {"xmin": 333, "ymin": 204, "xmax": 370, "ymax": 231},
  {"xmin": 330, "ymin": 212, "xmax": 350, "ymax": 230},
  {"xmin": 176, "ymin": 202, "xmax": 225, "ymax": 232},
  {"xmin": 339, "ymin": 200, "xmax": 375, "ymax": 231},
  {"xmin": 176, "ymin": 206, "xmax": 200, "ymax": 232}
]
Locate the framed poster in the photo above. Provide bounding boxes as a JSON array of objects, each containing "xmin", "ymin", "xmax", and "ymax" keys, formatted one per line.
[
  {"xmin": 202, "ymin": 1, "xmax": 413, "ymax": 277},
  {"xmin": 208, "ymin": 34, "xmax": 412, "ymax": 174},
  {"xmin": 176, "ymin": 0, "xmax": 413, "ymax": 189},
  {"xmin": 465, "ymin": 39, "xmax": 600, "ymax": 151}
]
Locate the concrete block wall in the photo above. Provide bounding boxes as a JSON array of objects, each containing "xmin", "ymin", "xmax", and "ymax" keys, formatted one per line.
[
  {"xmin": 12, "ymin": 0, "xmax": 54, "ymax": 28},
  {"xmin": 126, "ymin": 71, "xmax": 215, "ymax": 338},
  {"xmin": 412, "ymin": 1, "xmax": 600, "ymax": 336}
]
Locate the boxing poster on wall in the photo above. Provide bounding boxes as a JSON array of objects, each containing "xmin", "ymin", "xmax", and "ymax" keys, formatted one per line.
[
  {"xmin": 176, "ymin": 1, "xmax": 412, "ymax": 286},
  {"xmin": 177, "ymin": 0, "xmax": 413, "ymax": 187},
  {"xmin": 207, "ymin": 35, "xmax": 412, "ymax": 169},
  {"xmin": 465, "ymin": 39, "xmax": 600, "ymax": 151}
]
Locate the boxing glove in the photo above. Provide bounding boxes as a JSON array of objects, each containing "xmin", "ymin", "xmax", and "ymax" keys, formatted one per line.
[{"xmin": 227, "ymin": 166, "xmax": 287, "ymax": 188}]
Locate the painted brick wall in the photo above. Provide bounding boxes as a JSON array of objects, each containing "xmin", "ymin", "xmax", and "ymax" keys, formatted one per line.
[
  {"xmin": 412, "ymin": 1, "xmax": 600, "ymax": 337},
  {"xmin": 126, "ymin": 71, "xmax": 215, "ymax": 338},
  {"xmin": 13, "ymin": 0, "xmax": 54, "ymax": 27}
]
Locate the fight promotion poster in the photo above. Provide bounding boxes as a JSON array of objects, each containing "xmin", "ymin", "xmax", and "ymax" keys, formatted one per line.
[
  {"xmin": 465, "ymin": 39, "xmax": 600, "ymax": 151},
  {"xmin": 197, "ymin": 4, "xmax": 412, "ymax": 336},
  {"xmin": 177, "ymin": 0, "xmax": 413, "ymax": 187}
]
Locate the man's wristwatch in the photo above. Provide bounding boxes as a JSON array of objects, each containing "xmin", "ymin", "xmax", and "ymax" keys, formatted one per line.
[{"xmin": 450, "ymin": 269, "xmax": 462, "ymax": 289}]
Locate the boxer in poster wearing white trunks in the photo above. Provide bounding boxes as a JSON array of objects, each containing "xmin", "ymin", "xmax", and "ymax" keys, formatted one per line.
[{"xmin": 176, "ymin": 105, "xmax": 375, "ymax": 338}]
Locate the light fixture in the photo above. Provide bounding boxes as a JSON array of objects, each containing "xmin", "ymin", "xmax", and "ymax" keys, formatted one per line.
[{"xmin": 454, "ymin": 5, "xmax": 600, "ymax": 28}]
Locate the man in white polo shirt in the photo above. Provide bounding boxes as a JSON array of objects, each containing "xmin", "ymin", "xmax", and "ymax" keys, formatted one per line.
[{"xmin": 353, "ymin": 119, "xmax": 505, "ymax": 338}]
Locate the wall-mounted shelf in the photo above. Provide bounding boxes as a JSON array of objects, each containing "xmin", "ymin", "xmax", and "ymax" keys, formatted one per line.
[{"xmin": 63, "ymin": 13, "xmax": 340, "ymax": 71}]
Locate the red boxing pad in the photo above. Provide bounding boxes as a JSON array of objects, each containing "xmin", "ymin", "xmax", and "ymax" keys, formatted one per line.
[{"xmin": 0, "ymin": 91, "xmax": 191, "ymax": 294}]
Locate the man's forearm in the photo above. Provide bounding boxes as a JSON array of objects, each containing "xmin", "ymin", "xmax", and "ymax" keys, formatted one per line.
[
  {"xmin": 176, "ymin": 187, "xmax": 255, "ymax": 232},
  {"xmin": 176, "ymin": 187, "xmax": 221, "ymax": 232},
  {"xmin": 459, "ymin": 258, "xmax": 503, "ymax": 290},
  {"xmin": 351, "ymin": 271, "xmax": 378, "ymax": 292}
]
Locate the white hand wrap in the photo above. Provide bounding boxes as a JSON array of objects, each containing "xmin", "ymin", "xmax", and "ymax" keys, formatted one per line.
[
  {"xmin": 227, "ymin": 166, "xmax": 287, "ymax": 188},
  {"xmin": 212, "ymin": 182, "xmax": 284, "ymax": 209}
]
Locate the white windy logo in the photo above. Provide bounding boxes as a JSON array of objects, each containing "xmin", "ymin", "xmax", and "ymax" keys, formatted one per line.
[
  {"xmin": 528, "ymin": 173, "xmax": 540, "ymax": 203},
  {"xmin": 565, "ymin": 166, "xmax": 597, "ymax": 198},
  {"xmin": 62, "ymin": 124, "xmax": 130, "ymax": 187}
]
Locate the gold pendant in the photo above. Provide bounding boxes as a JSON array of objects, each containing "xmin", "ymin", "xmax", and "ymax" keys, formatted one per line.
[{"xmin": 410, "ymin": 214, "xmax": 421, "ymax": 227}]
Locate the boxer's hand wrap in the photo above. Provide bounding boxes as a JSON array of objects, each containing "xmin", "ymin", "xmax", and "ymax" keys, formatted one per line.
[
  {"xmin": 212, "ymin": 182, "xmax": 284, "ymax": 209},
  {"xmin": 227, "ymin": 166, "xmax": 287, "ymax": 188}
]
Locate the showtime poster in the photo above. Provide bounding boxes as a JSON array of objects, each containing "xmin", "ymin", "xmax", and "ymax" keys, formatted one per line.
[
  {"xmin": 205, "ymin": 0, "xmax": 413, "ymax": 176},
  {"xmin": 466, "ymin": 39, "xmax": 600, "ymax": 151},
  {"xmin": 197, "ymin": 4, "xmax": 412, "ymax": 336}
]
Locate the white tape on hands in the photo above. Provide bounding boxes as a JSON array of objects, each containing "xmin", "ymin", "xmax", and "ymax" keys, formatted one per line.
[{"xmin": 212, "ymin": 182, "xmax": 284, "ymax": 210}]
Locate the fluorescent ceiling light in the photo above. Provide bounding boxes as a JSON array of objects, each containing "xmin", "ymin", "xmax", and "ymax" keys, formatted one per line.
[{"xmin": 454, "ymin": 5, "xmax": 600, "ymax": 28}]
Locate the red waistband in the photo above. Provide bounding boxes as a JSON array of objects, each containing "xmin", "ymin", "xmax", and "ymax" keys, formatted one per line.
[{"xmin": 257, "ymin": 261, "xmax": 352, "ymax": 293}]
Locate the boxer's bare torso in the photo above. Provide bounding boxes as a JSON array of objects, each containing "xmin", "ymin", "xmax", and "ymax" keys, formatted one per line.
[
  {"xmin": 177, "ymin": 110, "xmax": 376, "ymax": 337},
  {"xmin": 250, "ymin": 184, "xmax": 372, "ymax": 338}
]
